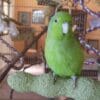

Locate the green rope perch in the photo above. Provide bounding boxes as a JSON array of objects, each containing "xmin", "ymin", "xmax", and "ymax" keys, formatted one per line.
[{"xmin": 7, "ymin": 72, "xmax": 100, "ymax": 100}]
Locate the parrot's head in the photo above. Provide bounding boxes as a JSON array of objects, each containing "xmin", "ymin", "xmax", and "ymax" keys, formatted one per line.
[{"xmin": 48, "ymin": 11, "xmax": 73, "ymax": 40}]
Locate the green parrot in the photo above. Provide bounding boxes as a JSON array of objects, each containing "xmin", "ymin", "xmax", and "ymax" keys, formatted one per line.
[{"xmin": 45, "ymin": 11, "xmax": 84, "ymax": 83}]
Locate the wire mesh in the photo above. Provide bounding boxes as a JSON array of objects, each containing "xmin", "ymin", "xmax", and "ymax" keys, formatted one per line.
[{"xmin": 0, "ymin": 0, "xmax": 99, "ymax": 80}]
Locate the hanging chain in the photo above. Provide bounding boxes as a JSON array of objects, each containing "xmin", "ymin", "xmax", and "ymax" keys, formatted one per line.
[
  {"xmin": 0, "ymin": 53, "xmax": 11, "ymax": 63},
  {"xmin": 0, "ymin": 37, "xmax": 24, "ymax": 68},
  {"xmin": 0, "ymin": 37, "xmax": 20, "ymax": 55},
  {"xmin": 55, "ymin": 0, "xmax": 75, "ymax": 14},
  {"xmin": 78, "ymin": 34, "xmax": 100, "ymax": 56}
]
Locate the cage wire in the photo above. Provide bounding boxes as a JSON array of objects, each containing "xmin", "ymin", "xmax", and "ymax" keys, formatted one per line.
[
  {"xmin": 0, "ymin": 0, "xmax": 44, "ymax": 73},
  {"xmin": 0, "ymin": 0, "xmax": 100, "ymax": 83}
]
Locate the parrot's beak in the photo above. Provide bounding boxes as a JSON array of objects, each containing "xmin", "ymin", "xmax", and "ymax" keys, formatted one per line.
[
  {"xmin": 72, "ymin": 25, "xmax": 77, "ymax": 32},
  {"xmin": 62, "ymin": 22, "xmax": 69, "ymax": 34}
]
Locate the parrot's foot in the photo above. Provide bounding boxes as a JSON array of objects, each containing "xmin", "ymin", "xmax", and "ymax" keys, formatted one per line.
[
  {"xmin": 52, "ymin": 73, "xmax": 57, "ymax": 85},
  {"xmin": 71, "ymin": 76, "xmax": 78, "ymax": 89},
  {"xmin": 53, "ymin": 77, "xmax": 57, "ymax": 85},
  {"xmin": 41, "ymin": 48, "xmax": 48, "ymax": 73},
  {"xmin": 45, "ymin": 68, "xmax": 51, "ymax": 73}
]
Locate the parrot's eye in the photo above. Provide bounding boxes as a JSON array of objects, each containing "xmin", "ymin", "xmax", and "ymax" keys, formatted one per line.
[{"xmin": 54, "ymin": 19, "xmax": 58, "ymax": 23}]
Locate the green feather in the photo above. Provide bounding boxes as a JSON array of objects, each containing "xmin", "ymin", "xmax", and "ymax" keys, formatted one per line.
[{"xmin": 45, "ymin": 11, "xmax": 84, "ymax": 77}]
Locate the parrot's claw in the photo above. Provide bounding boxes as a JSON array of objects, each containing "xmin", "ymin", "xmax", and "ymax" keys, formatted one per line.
[
  {"xmin": 45, "ymin": 68, "xmax": 51, "ymax": 73},
  {"xmin": 41, "ymin": 48, "xmax": 49, "ymax": 73},
  {"xmin": 71, "ymin": 76, "xmax": 78, "ymax": 89},
  {"xmin": 52, "ymin": 73, "xmax": 57, "ymax": 84},
  {"xmin": 53, "ymin": 76, "xmax": 57, "ymax": 85}
]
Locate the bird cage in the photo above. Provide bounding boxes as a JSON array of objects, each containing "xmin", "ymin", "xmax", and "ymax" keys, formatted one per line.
[
  {"xmin": 58, "ymin": 9, "xmax": 87, "ymax": 35},
  {"xmin": 37, "ymin": 0, "xmax": 58, "ymax": 6},
  {"xmin": 0, "ymin": 0, "xmax": 14, "ymax": 71},
  {"xmin": 37, "ymin": 0, "xmax": 87, "ymax": 35},
  {"xmin": 0, "ymin": 0, "xmax": 43, "ymax": 65},
  {"xmin": 0, "ymin": 0, "xmax": 98, "ymax": 80},
  {"xmin": 71, "ymin": 10, "xmax": 87, "ymax": 35}
]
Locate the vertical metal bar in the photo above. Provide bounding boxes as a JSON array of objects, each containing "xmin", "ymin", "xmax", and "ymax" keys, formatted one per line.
[
  {"xmin": 0, "ymin": 0, "xmax": 3, "ymax": 19},
  {"xmin": 7, "ymin": 0, "xmax": 10, "ymax": 25},
  {"xmin": 8, "ymin": 0, "xmax": 10, "ymax": 16},
  {"xmin": 97, "ymin": 58, "xmax": 100, "ymax": 81}
]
